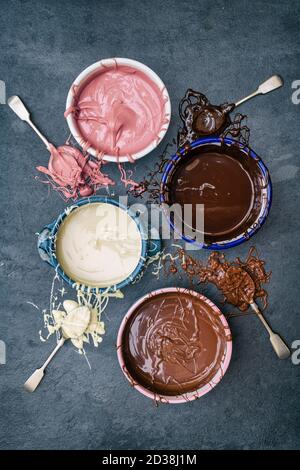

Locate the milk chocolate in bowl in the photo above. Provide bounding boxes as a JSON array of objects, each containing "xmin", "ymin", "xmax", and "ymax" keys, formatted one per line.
[
  {"xmin": 167, "ymin": 142, "xmax": 266, "ymax": 244},
  {"xmin": 122, "ymin": 290, "xmax": 230, "ymax": 397}
]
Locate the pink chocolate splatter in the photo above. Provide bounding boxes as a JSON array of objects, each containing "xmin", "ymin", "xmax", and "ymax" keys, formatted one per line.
[{"xmin": 36, "ymin": 143, "xmax": 114, "ymax": 199}]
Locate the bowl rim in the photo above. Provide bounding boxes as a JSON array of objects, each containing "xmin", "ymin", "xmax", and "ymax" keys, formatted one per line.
[
  {"xmin": 117, "ymin": 287, "xmax": 232, "ymax": 404},
  {"xmin": 44, "ymin": 196, "xmax": 148, "ymax": 293},
  {"xmin": 160, "ymin": 137, "xmax": 272, "ymax": 250},
  {"xmin": 65, "ymin": 57, "xmax": 171, "ymax": 163}
]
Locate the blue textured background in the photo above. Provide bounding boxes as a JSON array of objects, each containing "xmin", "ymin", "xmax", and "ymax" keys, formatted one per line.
[{"xmin": 0, "ymin": 0, "xmax": 300, "ymax": 450}]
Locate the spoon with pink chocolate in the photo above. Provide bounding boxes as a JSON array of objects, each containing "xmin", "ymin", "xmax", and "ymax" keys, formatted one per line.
[{"xmin": 8, "ymin": 95, "xmax": 114, "ymax": 198}]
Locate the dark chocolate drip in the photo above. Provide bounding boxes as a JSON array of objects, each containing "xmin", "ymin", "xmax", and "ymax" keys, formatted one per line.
[
  {"xmin": 128, "ymin": 89, "xmax": 251, "ymax": 204},
  {"xmin": 177, "ymin": 89, "xmax": 235, "ymax": 147},
  {"xmin": 127, "ymin": 142, "xmax": 174, "ymax": 200},
  {"xmin": 122, "ymin": 291, "xmax": 228, "ymax": 396}
]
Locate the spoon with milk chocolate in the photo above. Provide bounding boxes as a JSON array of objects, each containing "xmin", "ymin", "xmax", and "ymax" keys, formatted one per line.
[
  {"xmin": 175, "ymin": 249, "xmax": 290, "ymax": 359},
  {"xmin": 213, "ymin": 259, "xmax": 290, "ymax": 359},
  {"xmin": 205, "ymin": 258, "xmax": 290, "ymax": 359}
]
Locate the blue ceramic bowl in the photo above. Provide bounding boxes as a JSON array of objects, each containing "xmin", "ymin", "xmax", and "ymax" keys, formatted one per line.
[
  {"xmin": 160, "ymin": 137, "xmax": 272, "ymax": 250},
  {"xmin": 37, "ymin": 196, "xmax": 161, "ymax": 292}
]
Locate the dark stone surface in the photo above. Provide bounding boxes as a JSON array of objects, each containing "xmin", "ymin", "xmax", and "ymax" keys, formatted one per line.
[{"xmin": 0, "ymin": 0, "xmax": 300, "ymax": 450}]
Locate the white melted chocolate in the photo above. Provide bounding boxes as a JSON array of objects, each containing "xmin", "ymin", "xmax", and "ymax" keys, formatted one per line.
[{"xmin": 55, "ymin": 202, "xmax": 142, "ymax": 287}]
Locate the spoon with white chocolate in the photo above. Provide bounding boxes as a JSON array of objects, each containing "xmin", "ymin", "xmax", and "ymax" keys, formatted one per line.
[{"xmin": 24, "ymin": 300, "xmax": 91, "ymax": 392}]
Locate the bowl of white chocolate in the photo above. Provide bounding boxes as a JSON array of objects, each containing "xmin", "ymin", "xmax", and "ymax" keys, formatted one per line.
[{"xmin": 37, "ymin": 196, "xmax": 159, "ymax": 292}]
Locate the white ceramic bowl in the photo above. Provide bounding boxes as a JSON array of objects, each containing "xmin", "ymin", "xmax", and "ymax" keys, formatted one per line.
[{"xmin": 65, "ymin": 58, "xmax": 171, "ymax": 163}]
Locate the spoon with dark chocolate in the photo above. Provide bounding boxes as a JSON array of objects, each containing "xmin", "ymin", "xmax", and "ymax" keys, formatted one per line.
[
  {"xmin": 178, "ymin": 75, "xmax": 283, "ymax": 147},
  {"xmin": 178, "ymin": 89, "xmax": 234, "ymax": 147}
]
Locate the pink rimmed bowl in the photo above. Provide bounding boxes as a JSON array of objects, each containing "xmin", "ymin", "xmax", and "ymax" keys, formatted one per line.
[
  {"xmin": 65, "ymin": 58, "xmax": 171, "ymax": 163},
  {"xmin": 117, "ymin": 287, "xmax": 232, "ymax": 404}
]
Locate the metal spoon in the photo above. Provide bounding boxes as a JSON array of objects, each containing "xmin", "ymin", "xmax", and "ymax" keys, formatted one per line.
[
  {"xmin": 7, "ymin": 95, "xmax": 51, "ymax": 150},
  {"xmin": 23, "ymin": 337, "xmax": 65, "ymax": 392},
  {"xmin": 250, "ymin": 302, "xmax": 290, "ymax": 359},
  {"xmin": 24, "ymin": 302, "xmax": 91, "ymax": 392},
  {"xmin": 235, "ymin": 75, "xmax": 284, "ymax": 107}
]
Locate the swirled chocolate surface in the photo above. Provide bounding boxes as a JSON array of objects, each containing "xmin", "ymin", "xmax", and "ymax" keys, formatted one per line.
[
  {"xmin": 66, "ymin": 64, "xmax": 167, "ymax": 158},
  {"xmin": 122, "ymin": 291, "xmax": 229, "ymax": 396},
  {"xmin": 167, "ymin": 143, "xmax": 266, "ymax": 244}
]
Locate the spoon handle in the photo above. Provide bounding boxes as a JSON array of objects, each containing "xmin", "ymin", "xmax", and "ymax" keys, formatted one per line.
[
  {"xmin": 235, "ymin": 90, "xmax": 260, "ymax": 107},
  {"xmin": 250, "ymin": 302, "xmax": 290, "ymax": 359},
  {"xmin": 26, "ymin": 117, "xmax": 51, "ymax": 151},
  {"xmin": 7, "ymin": 95, "xmax": 51, "ymax": 150},
  {"xmin": 23, "ymin": 337, "xmax": 65, "ymax": 392},
  {"xmin": 41, "ymin": 337, "xmax": 65, "ymax": 371},
  {"xmin": 235, "ymin": 75, "xmax": 284, "ymax": 107}
]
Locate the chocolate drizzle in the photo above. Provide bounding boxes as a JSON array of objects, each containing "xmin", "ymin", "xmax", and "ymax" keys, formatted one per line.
[
  {"xmin": 128, "ymin": 142, "xmax": 174, "ymax": 201},
  {"xmin": 165, "ymin": 247, "xmax": 271, "ymax": 312},
  {"xmin": 122, "ymin": 290, "xmax": 229, "ymax": 396},
  {"xmin": 177, "ymin": 89, "xmax": 235, "ymax": 147},
  {"xmin": 221, "ymin": 112, "xmax": 250, "ymax": 147},
  {"xmin": 128, "ymin": 89, "xmax": 251, "ymax": 206}
]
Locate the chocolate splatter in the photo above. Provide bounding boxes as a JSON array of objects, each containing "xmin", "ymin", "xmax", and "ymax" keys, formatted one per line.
[
  {"xmin": 36, "ymin": 141, "xmax": 143, "ymax": 200},
  {"xmin": 164, "ymin": 247, "xmax": 271, "ymax": 313},
  {"xmin": 36, "ymin": 143, "xmax": 115, "ymax": 199},
  {"xmin": 177, "ymin": 89, "xmax": 235, "ymax": 147},
  {"xmin": 129, "ymin": 88, "xmax": 251, "ymax": 203},
  {"xmin": 128, "ymin": 142, "xmax": 175, "ymax": 202}
]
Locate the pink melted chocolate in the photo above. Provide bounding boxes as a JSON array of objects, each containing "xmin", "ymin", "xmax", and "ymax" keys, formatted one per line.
[{"xmin": 65, "ymin": 64, "xmax": 168, "ymax": 159}]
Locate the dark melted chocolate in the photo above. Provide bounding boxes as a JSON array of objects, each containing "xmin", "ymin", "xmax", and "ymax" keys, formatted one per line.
[
  {"xmin": 128, "ymin": 90, "xmax": 250, "ymax": 204},
  {"xmin": 166, "ymin": 143, "xmax": 265, "ymax": 244},
  {"xmin": 122, "ymin": 291, "xmax": 229, "ymax": 396}
]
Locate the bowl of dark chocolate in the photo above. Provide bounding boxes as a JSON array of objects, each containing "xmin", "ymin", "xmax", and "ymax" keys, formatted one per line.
[
  {"xmin": 160, "ymin": 137, "xmax": 272, "ymax": 249},
  {"xmin": 117, "ymin": 288, "xmax": 232, "ymax": 403}
]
